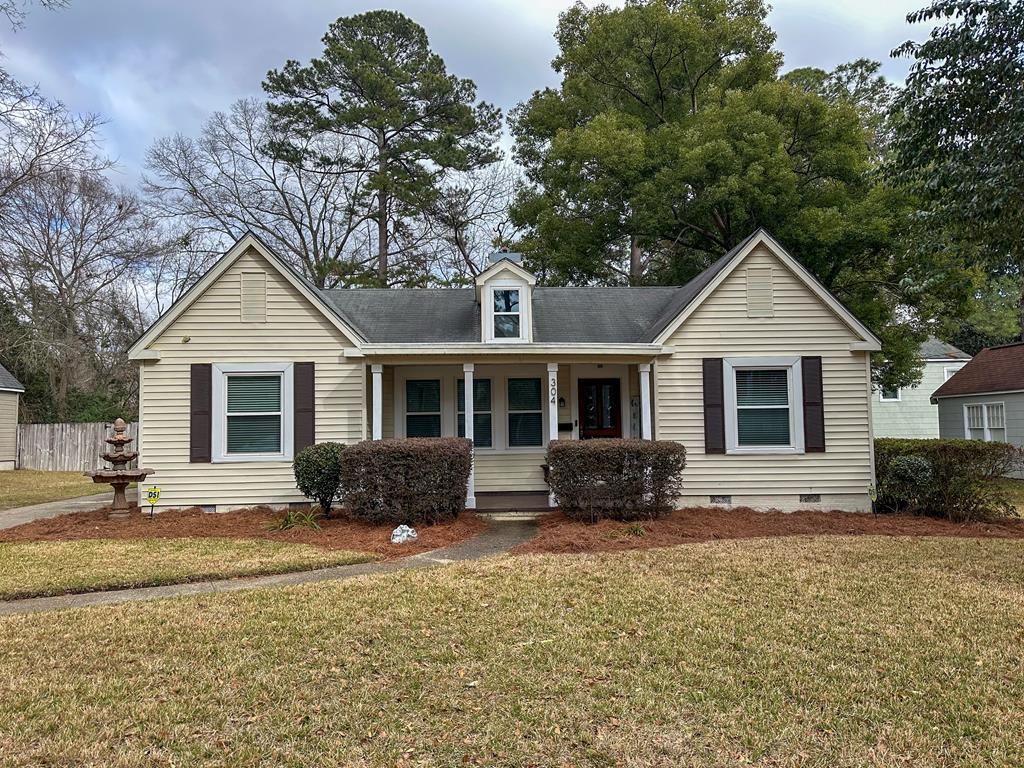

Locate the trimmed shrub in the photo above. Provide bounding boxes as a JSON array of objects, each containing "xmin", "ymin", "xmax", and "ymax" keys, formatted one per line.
[
  {"xmin": 879, "ymin": 455, "xmax": 933, "ymax": 515},
  {"xmin": 293, "ymin": 442, "xmax": 345, "ymax": 517},
  {"xmin": 547, "ymin": 439, "xmax": 686, "ymax": 522},
  {"xmin": 338, "ymin": 438, "xmax": 472, "ymax": 525},
  {"xmin": 875, "ymin": 438, "xmax": 1024, "ymax": 521}
]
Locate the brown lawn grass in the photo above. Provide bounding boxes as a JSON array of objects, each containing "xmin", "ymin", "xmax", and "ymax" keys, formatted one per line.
[
  {"xmin": 1, "ymin": 535, "xmax": 1022, "ymax": 766},
  {"xmin": 0, "ymin": 538, "xmax": 374, "ymax": 599},
  {"xmin": 0, "ymin": 470, "xmax": 106, "ymax": 510}
]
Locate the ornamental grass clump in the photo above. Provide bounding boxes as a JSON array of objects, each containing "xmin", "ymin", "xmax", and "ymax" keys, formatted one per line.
[
  {"xmin": 338, "ymin": 438, "xmax": 472, "ymax": 525},
  {"xmin": 547, "ymin": 439, "xmax": 686, "ymax": 522}
]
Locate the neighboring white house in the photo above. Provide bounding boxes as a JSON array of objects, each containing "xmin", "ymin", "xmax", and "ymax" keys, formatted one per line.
[
  {"xmin": 872, "ymin": 339, "xmax": 971, "ymax": 439},
  {"xmin": 0, "ymin": 363, "xmax": 23, "ymax": 470},
  {"xmin": 128, "ymin": 229, "xmax": 882, "ymax": 513}
]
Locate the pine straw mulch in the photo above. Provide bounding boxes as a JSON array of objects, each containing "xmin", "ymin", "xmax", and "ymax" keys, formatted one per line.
[
  {"xmin": 512, "ymin": 506, "xmax": 1024, "ymax": 555},
  {"xmin": 0, "ymin": 506, "xmax": 488, "ymax": 561}
]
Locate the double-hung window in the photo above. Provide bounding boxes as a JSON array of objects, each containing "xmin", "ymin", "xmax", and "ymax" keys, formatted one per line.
[
  {"xmin": 457, "ymin": 378, "xmax": 492, "ymax": 447},
  {"xmin": 212, "ymin": 363, "xmax": 293, "ymax": 462},
  {"xmin": 507, "ymin": 377, "xmax": 543, "ymax": 447},
  {"xmin": 492, "ymin": 288, "xmax": 522, "ymax": 340},
  {"xmin": 965, "ymin": 403, "xmax": 1005, "ymax": 442},
  {"xmin": 405, "ymin": 379, "xmax": 442, "ymax": 437},
  {"xmin": 723, "ymin": 357, "xmax": 804, "ymax": 454}
]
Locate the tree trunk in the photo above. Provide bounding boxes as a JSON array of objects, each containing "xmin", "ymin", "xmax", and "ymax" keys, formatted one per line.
[
  {"xmin": 376, "ymin": 188, "xmax": 388, "ymax": 286},
  {"xmin": 1018, "ymin": 274, "xmax": 1024, "ymax": 341},
  {"xmin": 629, "ymin": 235, "xmax": 643, "ymax": 285}
]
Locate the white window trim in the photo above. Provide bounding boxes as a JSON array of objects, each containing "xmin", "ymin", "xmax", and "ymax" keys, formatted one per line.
[
  {"xmin": 458, "ymin": 377, "xmax": 494, "ymax": 448},
  {"xmin": 393, "ymin": 365, "xmax": 548, "ymax": 453},
  {"xmin": 212, "ymin": 362, "xmax": 294, "ymax": 463},
  {"xmin": 879, "ymin": 387, "xmax": 901, "ymax": 402},
  {"xmin": 944, "ymin": 365, "xmax": 965, "ymax": 382},
  {"xmin": 723, "ymin": 356, "xmax": 805, "ymax": 455},
  {"xmin": 483, "ymin": 281, "xmax": 530, "ymax": 343},
  {"xmin": 506, "ymin": 376, "xmax": 545, "ymax": 449},
  {"xmin": 405, "ymin": 378, "xmax": 444, "ymax": 437},
  {"xmin": 963, "ymin": 401, "xmax": 1006, "ymax": 442}
]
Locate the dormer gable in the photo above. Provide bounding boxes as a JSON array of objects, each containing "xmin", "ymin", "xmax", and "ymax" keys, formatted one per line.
[{"xmin": 475, "ymin": 252, "xmax": 536, "ymax": 343}]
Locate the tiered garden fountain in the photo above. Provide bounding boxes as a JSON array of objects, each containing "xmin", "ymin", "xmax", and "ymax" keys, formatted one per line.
[{"xmin": 86, "ymin": 418, "xmax": 154, "ymax": 518}]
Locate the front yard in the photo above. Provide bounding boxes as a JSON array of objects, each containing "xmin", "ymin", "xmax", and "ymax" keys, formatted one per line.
[
  {"xmin": 0, "ymin": 470, "xmax": 106, "ymax": 511},
  {"xmin": 0, "ymin": 538, "xmax": 373, "ymax": 600},
  {"xmin": 1, "ymin": 535, "xmax": 1022, "ymax": 766}
]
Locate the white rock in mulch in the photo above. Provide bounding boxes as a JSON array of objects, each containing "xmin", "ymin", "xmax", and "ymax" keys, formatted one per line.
[{"xmin": 391, "ymin": 524, "xmax": 418, "ymax": 544}]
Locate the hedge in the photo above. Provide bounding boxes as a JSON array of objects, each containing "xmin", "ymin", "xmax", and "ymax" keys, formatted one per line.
[
  {"xmin": 547, "ymin": 439, "xmax": 686, "ymax": 522},
  {"xmin": 875, "ymin": 438, "xmax": 1024, "ymax": 521},
  {"xmin": 338, "ymin": 438, "xmax": 472, "ymax": 525}
]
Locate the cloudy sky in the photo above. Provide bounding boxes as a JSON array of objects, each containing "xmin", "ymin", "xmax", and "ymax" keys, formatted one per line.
[{"xmin": 0, "ymin": 0, "xmax": 930, "ymax": 184}]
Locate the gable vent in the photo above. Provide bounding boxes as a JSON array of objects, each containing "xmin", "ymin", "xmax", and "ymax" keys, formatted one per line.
[
  {"xmin": 746, "ymin": 266, "xmax": 774, "ymax": 318},
  {"xmin": 241, "ymin": 271, "xmax": 267, "ymax": 322}
]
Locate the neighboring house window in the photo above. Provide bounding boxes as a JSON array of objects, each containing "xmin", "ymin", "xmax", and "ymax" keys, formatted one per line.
[
  {"xmin": 405, "ymin": 379, "xmax": 442, "ymax": 437},
  {"xmin": 880, "ymin": 386, "xmax": 901, "ymax": 402},
  {"xmin": 457, "ymin": 378, "xmax": 493, "ymax": 448},
  {"xmin": 492, "ymin": 288, "xmax": 521, "ymax": 339},
  {"xmin": 944, "ymin": 366, "xmax": 964, "ymax": 382},
  {"xmin": 723, "ymin": 357, "xmax": 804, "ymax": 454},
  {"xmin": 507, "ymin": 377, "xmax": 543, "ymax": 447},
  {"xmin": 965, "ymin": 403, "xmax": 1005, "ymax": 442},
  {"xmin": 211, "ymin": 362, "xmax": 293, "ymax": 462}
]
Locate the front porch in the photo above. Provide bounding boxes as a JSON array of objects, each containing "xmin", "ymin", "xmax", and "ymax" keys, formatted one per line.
[{"xmin": 365, "ymin": 357, "xmax": 656, "ymax": 508}]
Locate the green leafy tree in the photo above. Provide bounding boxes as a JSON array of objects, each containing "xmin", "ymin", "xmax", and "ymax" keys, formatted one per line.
[
  {"xmin": 511, "ymin": 0, "xmax": 970, "ymax": 388},
  {"xmin": 264, "ymin": 10, "xmax": 502, "ymax": 285},
  {"xmin": 891, "ymin": 0, "xmax": 1024, "ymax": 336}
]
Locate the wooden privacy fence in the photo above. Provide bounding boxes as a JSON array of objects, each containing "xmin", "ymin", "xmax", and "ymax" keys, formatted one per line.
[{"xmin": 17, "ymin": 421, "xmax": 138, "ymax": 471}]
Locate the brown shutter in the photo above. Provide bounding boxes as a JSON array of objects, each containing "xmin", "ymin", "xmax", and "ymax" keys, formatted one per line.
[
  {"xmin": 294, "ymin": 362, "xmax": 315, "ymax": 453},
  {"xmin": 802, "ymin": 356, "xmax": 825, "ymax": 452},
  {"xmin": 189, "ymin": 363, "xmax": 212, "ymax": 463},
  {"xmin": 702, "ymin": 358, "xmax": 726, "ymax": 454}
]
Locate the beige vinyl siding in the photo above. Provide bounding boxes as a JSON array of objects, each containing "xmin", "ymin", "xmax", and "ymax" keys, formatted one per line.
[
  {"xmin": 0, "ymin": 391, "xmax": 18, "ymax": 463},
  {"xmin": 475, "ymin": 452, "xmax": 547, "ymax": 492},
  {"xmin": 140, "ymin": 247, "xmax": 364, "ymax": 511},
  {"xmin": 656, "ymin": 246, "xmax": 872, "ymax": 511}
]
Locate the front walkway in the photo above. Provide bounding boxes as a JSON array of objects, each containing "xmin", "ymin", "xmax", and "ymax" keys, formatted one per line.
[
  {"xmin": 0, "ymin": 518, "xmax": 536, "ymax": 616},
  {"xmin": 0, "ymin": 487, "xmax": 135, "ymax": 531}
]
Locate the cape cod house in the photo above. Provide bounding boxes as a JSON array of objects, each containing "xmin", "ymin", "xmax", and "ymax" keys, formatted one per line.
[{"xmin": 128, "ymin": 229, "xmax": 881, "ymax": 513}]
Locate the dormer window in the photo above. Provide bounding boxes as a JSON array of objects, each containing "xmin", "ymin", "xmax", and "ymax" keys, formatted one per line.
[
  {"xmin": 476, "ymin": 251, "xmax": 536, "ymax": 343},
  {"xmin": 492, "ymin": 288, "xmax": 521, "ymax": 339}
]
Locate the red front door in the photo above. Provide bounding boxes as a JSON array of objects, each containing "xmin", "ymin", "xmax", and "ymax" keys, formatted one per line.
[{"xmin": 578, "ymin": 379, "xmax": 622, "ymax": 438}]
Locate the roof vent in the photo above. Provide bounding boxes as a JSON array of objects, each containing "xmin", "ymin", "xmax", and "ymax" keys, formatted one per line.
[{"xmin": 487, "ymin": 250, "xmax": 523, "ymax": 265}]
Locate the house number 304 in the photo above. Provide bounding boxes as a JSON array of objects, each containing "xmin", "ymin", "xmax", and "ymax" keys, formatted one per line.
[{"xmin": 549, "ymin": 377, "xmax": 557, "ymax": 404}]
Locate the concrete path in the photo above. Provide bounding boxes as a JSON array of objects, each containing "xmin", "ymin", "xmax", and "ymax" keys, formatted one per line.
[
  {"xmin": 0, "ymin": 487, "xmax": 137, "ymax": 531},
  {"xmin": 0, "ymin": 518, "xmax": 536, "ymax": 616}
]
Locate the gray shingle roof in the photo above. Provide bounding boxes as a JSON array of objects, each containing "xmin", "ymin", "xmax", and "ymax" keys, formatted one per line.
[
  {"xmin": 0, "ymin": 363, "xmax": 23, "ymax": 392},
  {"xmin": 919, "ymin": 337, "xmax": 971, "ymax": 360},
  {"xmin": 319, "ymin": 234, "xmax": 758, "ymax": 345}
]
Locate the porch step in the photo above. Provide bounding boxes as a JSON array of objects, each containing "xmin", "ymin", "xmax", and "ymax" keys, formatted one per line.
[{"xmin": 476, "ymin": 510, "xmax": 550, "ymax": 521}]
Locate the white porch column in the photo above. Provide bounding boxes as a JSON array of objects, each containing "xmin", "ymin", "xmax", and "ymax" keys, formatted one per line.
[
  {"xmin": 639, "ymin": 363, "xmax": 653, "ymax": 440},
  {"xmin": 546, "ymin": 363, "xmax": 559, "ymax": 443},
  {"xmin": 547, "ymin": 362, "xmax": 559, "ymax": 508},
  {"xmin": 371, "ymin": 364, "xmax": 383, "ymax": 440},
  {"xmin": 463, "ymin": 363, "xmax": 476, "ymax": 509}
]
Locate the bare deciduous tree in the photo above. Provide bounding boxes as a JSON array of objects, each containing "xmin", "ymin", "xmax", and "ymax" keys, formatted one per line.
[
  {"xmin": 144, "ymin": 98, "xmax": 376, "ymax": 289},
  {"xmin": 423, "ymin": 163, "xmax": 522, "ymax": 283},
  {"xmin": 0, "ymin": 71, "xmax": 107, "ymax": 204},
  {"xmin": 0, "ymin": 168, "xmax": 156, "ymax": 418}
]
